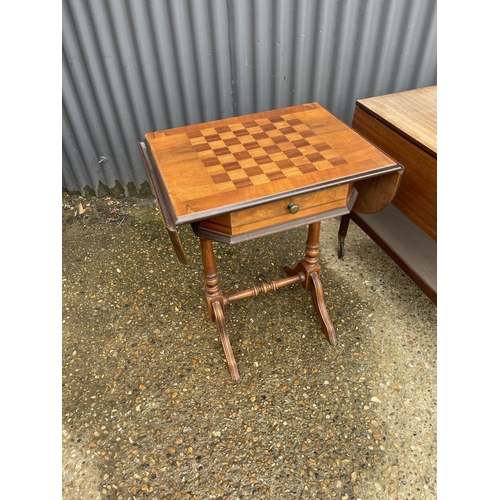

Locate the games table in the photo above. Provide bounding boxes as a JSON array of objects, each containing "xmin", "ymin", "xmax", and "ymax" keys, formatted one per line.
[{"xmin": 139, "ymin": 102, "xmax": 402, "ymax": 381}]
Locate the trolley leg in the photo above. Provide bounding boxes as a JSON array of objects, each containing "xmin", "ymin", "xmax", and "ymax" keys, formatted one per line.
[{"xmin": 337, "ymin": 214, "xmax": 351, "ymax": 259}]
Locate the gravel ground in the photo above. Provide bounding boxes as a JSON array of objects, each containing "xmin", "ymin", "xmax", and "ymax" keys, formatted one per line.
[{"xmin": 62, "ymin": 193, "xmax": 436, "ymax": 499}]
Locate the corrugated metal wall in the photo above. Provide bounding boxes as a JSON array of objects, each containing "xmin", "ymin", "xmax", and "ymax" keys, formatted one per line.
[{"xmin": 62, "ymin": 0, "xmax": 437, "ymax": 197}]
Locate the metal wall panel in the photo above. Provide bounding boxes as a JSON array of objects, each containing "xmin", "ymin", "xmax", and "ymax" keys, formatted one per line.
[{"xmin": 62, "ymin": 0, "xmax": 437, "ymax": 196}]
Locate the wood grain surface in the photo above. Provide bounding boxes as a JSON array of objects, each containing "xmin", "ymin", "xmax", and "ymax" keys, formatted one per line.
[
  {"xmin": 198, "ymin": 184, "xmax": 352, "ymax": 235},
  {"xmin": 355, "ymin": 86, "xmax": 436, "ymax": 157},
  {"xmin": 144, "ymin": 102, "xmax": 399, "ymax": 225},
  {"xmin": 352, "ymin": 87, "xmax": 437, "ymax": 240}
]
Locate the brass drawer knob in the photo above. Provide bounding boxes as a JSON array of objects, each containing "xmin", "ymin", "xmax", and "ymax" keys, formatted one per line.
[{"xmin": 288, "ymin": 203, "xmax": 299, "ymax": 214}]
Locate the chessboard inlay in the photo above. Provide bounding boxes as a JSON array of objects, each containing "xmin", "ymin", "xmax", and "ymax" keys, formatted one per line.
[{"xmin": 186, "ymin": 116, "xmax": 348, "ymax": 193}]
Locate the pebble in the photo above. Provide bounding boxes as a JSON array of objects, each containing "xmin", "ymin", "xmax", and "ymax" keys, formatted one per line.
[{"xmin": 62, "ymin": 195, "xmax": 437, "ymax": 500}]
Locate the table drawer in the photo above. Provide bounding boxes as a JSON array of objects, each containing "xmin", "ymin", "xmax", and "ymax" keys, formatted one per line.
[{"xmin": 198, "ymin": 183, "xmax": 352, "ymax": 236}]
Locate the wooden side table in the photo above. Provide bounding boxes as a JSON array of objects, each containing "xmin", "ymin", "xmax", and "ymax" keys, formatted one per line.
[
  {"xmin": 139, "ymin": 103, "xmax": 402, "ymax": 380},
  {"xmin": 338, "ymin": 86, "xmax": 437, "ymax": 304}
]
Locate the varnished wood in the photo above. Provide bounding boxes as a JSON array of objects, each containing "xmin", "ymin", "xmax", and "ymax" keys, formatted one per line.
[
  {"xmin": 337, "ymin": 213, "xmax": 351, "ymax": 258},
  {"xmin": 309, "ymin": 273, "xmax": 336, "ymax": 345},
  {"xmin": 200, "ymin": 227, "xmax": 337, "ymax": 378},
  {"xmin": 140, "ymin": 102, "xmax": 405, "ymax": 380},
  {"xmin": 224, "ymin": 274, "xmax": 304, "ymax": 304},
  {"xmin": 200, "ymin": 226, "xmax": 338, "ymax": 377},
  {"xmin": 356, "ymin": 86, "xmax": 437, "ymax": 157},
  {"xmin": 212, "ymin": 301, "xmax": 239, "ymax": 381},
  {"xmin": 284, "ymin": 222, "xmax": 336, "ymax": 345},
  {"xmin": 192, "ymin": 189, "xmax": 356, "ymax": 245},
  {"xmin": 352, "ymin": 170, "xmax": 402, "ymax": 215},
  {"xmin": 349, "ymin": 206, "xmax": 437, "ymax": 304},
  {"xmin": 342, "ymin": 86, "xmax": 437, "ymax": 303},
  {"xmin": 200, "ymin": 237, "xmax": 223, "ymax": 320},
  {"xmin": 200, "ymin": 237, "xmax": 239, "ymax": 381},
  {"xmin": 144, "ymin": 102, "xmax": 400, "ymax": 227},
  {"xmin": 199, "ymin": 183, "xmax": 352, "ymax": 235},
  {"xmin": 138, "ymin": 141, "xmax": 188, "ymax": 263},
  {"xmin": 352, "ymin": 86, "xmax": 437, "ymax": 240}
]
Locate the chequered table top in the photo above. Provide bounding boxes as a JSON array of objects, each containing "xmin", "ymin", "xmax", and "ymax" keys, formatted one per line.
[
  {"xmin": 143, "ymin": 103, "xmax": 397, "ymax": 222},
  {"xmin": 187, "ymin": 115, "xmax": 348, "ymax": 193}
]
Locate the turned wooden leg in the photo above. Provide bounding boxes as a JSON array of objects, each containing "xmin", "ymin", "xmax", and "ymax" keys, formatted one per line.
[
  {"xmin": 303, "ymin": 223, "xmax": 337, "ymax": 345},
  {"xmin": 284, "ymin": 222, "xmax": 337, "ymax": 346},
  {"xmin": 200, "ymin": 237, "xmax": 221, "ymax": 320},
  {"xmin": 200, "ymin": 237, "xmax": 240, "ymax": 381}
]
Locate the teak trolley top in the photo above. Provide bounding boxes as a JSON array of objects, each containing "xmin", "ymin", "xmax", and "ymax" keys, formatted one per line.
[{"xmin": 139, "ymin": 103, "xmax": 403, "ymax": 380}]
